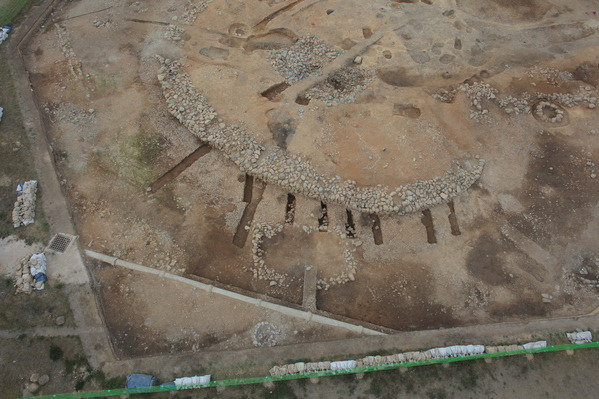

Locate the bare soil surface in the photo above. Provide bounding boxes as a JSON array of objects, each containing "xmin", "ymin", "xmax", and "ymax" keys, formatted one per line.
[
  {"xmin": 19, "ymin": 0, "xmax": 599, "ymax": 357},
  {"xmin": 91, "ymin": 262, "xmax": 359, "ymax": 358}
]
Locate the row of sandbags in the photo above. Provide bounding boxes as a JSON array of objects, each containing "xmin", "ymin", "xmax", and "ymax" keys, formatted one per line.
[
  {"xmin": 269, "ymin": 340, "xmax": 551, "ymax": 376},
  {"xmin": 270, "ymin": 361, "xmax": 332, "ymax": 376},
  {"xmin": 13, "ymin": 180, "xmax": 38, "ymax": 227},
  {"xmin": 567, "ymin": 331, "xmax": 593, "ymax": 344}
]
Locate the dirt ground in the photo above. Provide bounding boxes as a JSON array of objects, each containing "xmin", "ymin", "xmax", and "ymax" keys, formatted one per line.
[{"xmin": 18, "ymin": 0, "xmax": 599, "ymax": 357}]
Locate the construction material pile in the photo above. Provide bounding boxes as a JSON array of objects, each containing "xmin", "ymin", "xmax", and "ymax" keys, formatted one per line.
[
  {"xmin": 12, "ymin": 180, "xmax": 37, "ymax": 228},
  {"xmin": 269, "ymin": 341, "xmax": 548, "ymax": 376},
  {"xmin": 567, "ymin": 330, "xmax": 593, "ymax": 344},
  {"xmin": 0, "ymin": 26, "xmax": 10, "ymax": 46},
  {"xmin": 14, "ymin": 253, "xmax": 48, "ymax": 293}
]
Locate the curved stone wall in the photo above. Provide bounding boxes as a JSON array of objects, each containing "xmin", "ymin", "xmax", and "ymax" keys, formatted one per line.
[{"xmin": 156, "ymin": 57, "xmax": 484, "ymax": 215}]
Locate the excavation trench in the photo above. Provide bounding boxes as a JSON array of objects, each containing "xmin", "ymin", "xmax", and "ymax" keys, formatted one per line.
[
  {"xmin": 261, "ymin": 82, "xmax": 290, "ymax": 100},
  {"xmin": 233, "ymin": 180, "xmax": 266, "ymax": 248},
  {"xmin": 371, "ymin": 214, "xmax": 383, "ymax": 245},
  {"xmin": 285, "ymin": 193, "xmax": 296, "ymax": 224},
  {"xmin": 318, "ymin": 202, "xmax": 329, "ymax": 231},
  {"xmin": 421, "ymin": 209, "xmax": 437, "ymax": 244},
  {"xmin": 148, "ymin": 144, "xmax": 210, "ymax": 193},
  {"xmin": 447, "ymin": 200, "xmax": 461, "ymax": 236},
  {"xmin": 243, "ymin": 174, "xmax": 254, "ymax": 203},
  {"xmin": 345, "ymin": 209, "xmax": 356, "ymax": 238}
]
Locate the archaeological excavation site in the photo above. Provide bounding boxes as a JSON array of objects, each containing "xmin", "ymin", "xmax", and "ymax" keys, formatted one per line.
[{"xmin": 12, "ymin": 0, "xmax": 599, "ymax": 365}]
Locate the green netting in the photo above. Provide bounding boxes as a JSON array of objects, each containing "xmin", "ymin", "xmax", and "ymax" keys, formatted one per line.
[
  {"xmin": 0, "ymin": 0, "xmax": 32, "ymax": 25},
  {"xmin": 35, "ymin": 342, "xmax": 599, "ymax": 398}
]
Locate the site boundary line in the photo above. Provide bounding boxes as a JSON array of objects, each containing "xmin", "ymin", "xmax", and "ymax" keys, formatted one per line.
[{"xmin": 33, "ymin": 342, "xmax": 599, "ymax": 398}]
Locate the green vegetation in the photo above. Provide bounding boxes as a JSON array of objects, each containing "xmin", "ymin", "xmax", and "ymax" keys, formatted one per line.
[
  {"xmin": 261, "ymin": 381, "xmax": 296, "ymax": 399},
  {"xmin": 94, "ymin": 127, "xmax": 166, "ymax": 189},
  {"xmin": 0, "ymin": 46, "xmax": 50, "ymax": 244},
  {"xmin": 49, "ymin": 344, "xmax": 64, "ymax": 360}
]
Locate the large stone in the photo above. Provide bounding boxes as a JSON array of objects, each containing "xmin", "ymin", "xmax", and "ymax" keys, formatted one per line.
[{"xmin": 38, "ymin": 375, "xmax": 50, "ymax": 386}]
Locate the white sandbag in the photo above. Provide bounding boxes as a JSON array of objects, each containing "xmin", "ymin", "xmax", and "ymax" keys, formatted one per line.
[
  {"xmin": 330, "ymin": 360, "xmax": 356, "ymax": 370},
  {"xmin": 29, "ymin": 253, "xmax": 47, "ymax": 275},
  {"xmin": 174, "ymin": 375, "xmax": 210, "ymax": 388},
  {"xmin": 522, "ymin": 341, "xmax": 547, "ymax": 350},
  {"xmin": 566, "ymin": 331, "xmax": 592, "ymax": 344}
]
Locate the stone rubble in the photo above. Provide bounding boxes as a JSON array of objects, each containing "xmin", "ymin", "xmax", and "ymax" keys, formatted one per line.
[
  {"xmin": 251, "ymin": 321, "xmax": 281, "ymax": 347},
  {"xmin": 451, "ymin": 78, "xmax": 598, "ymax": 123},
  {"xmin": 156, "ymin": 57, "xmax": 485, "ymax": 217},
  {"xmin": 55, "ymin": 24, "xmax": 83, "ymax": 79},
  {"xmin": 267, "ymin": 36, "xmax": 342, "ymax": 84},
  {"xmin": 180, "ymin": 0, "xmax": 213, "ymax": 25},
  {"xmin": 247, "ymin": 222, "xmax": 289, "ymax": 287},
  {"xmin": 429, "ymin": 87, "xmax": 456, "ymax": 103},
  {"xmin": 13, "ymin": 254, "xmax": 46, "ymax": 294},
  {"xmin": 306, "ymin": 66, "xmax": 374, "ymax": 106},
  {"xmin": 458, "ymin": 82, "xmax": 498, "ymax": 121},
  {"xmin": 164, "ymin": 24, "xmax": 186, "ymax": 43},
  {"xmin": 12, "ymin": 180, "xmax": 37, "ymax": 228},
  {"xmin": 92, "ymin": 16, "xmax": 116, "ymax": 29}
]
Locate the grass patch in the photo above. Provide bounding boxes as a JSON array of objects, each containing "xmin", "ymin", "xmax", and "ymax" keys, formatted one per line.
[
  {"xmin": 94, "ymin": 128, "xmax": 166, "ymax": 188},
  {"xmin": 262, "ymin": 381, "xmax": 296, "ymax": 399},
  {"xmin": 0, "ymin": 278, "xmax": 74, "ymax": 329},
  {"xmin": 0, "ymin": 46, "xmax": 50, "ymax": 244},
  {"xmin": 85, "ymin": 370, "xmax": 126, "ymax": 389}
]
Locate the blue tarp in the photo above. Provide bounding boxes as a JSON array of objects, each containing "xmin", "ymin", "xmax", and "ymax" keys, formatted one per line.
[
  {"xmin": 126, "ymin": 374, "xmax": 157, "ymax": 388},
  {"xmin": 34, "ymin": 272, "xmax": 47, "ymax": 283},
  {"xmin": 0, "ymin": 26, "xmax": 10, "ymax": 45}
]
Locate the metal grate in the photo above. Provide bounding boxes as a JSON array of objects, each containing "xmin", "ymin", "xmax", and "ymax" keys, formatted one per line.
[{"xmin": 48, "ymin": 233, "xmax": 73, "ymax": 253}]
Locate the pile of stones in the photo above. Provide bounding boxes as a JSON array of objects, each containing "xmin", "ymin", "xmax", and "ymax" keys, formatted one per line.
[
  {"xmin": 306, "ymin": 66, "xmax": 374, "ymax": 106},
  {"xmin": 497, "ymin": 93, "xmax": 532, "ymax": 115},
  {"xmin": 157, "ymin": 57, "xmax": 484, "ymax": 216},
  {"xmin": 537, "ymin": 86, "xmax": 598, "ymax": 109},
  {"xmin": 13, "ymin": 180, "xmax": 37, "ymax": 228},
  {"xmin": 92, "ymin": 17, "xmax": 115, "ymax": 29},
  {"xmin": 270, "ymin": 361, "xmax": 331, "ymax": 376},
  {"xmin": 164, "ymin": 24, "xmax": 185, "ymax": 43},
  {"xmin": 458, "ymin": 82, "xmax": 498, "ymax": 121},
  {"xmin": 267, "ymin": 36, "xmax": 342, "ymax": 84},
  {"xmin": 251, "ymin": 321, "xmax": 281, "ymax": 347},
  {"xmin": 24, "ymin": 374, "xmax": 50, "ymax": 395},
  {"xmin": 438, "ymin": 71, "xmax": 599, "ymax": 122},
  {"xmin": 13, "ymin": 255, "xmax": 44, "ymax": 293},
  {"xmin": 429, "ymin": 87, "xmax": 456, "ymax": 103},
  {"xmin": 181, "ymin": 0, "xmax": 213, "ymax": 25}
]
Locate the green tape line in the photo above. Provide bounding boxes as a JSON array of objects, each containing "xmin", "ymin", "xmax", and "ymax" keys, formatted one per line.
[{"xmin": 34, "ymin": 342, "xmax": 599, "ymax": 398}]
